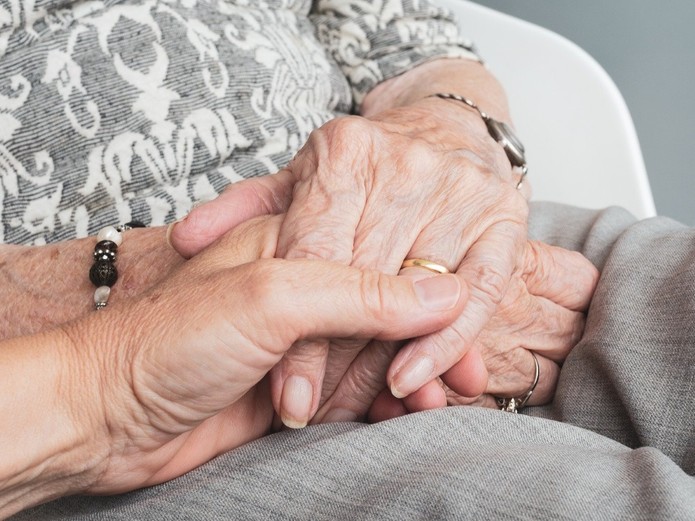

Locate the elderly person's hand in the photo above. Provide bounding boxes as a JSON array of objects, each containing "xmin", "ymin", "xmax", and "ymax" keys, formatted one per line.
[
  {"xmin": 312, "ymin": 240, "xmax": 599, "ymax": 423},
  {"xmin": 168, "ymin": 59, "xmax": 530, "ymax": 427},
  {"xmin": 172, "ymin": 214, "xmax": 596, "ymax": 425},
  {"xmin": 0, "ymin": 216, "xmax": 466, "ymax": 518}
]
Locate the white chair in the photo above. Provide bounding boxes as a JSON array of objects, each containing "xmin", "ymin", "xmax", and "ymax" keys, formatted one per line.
[{"xmin": 436, "ymin": 0, "xmax": 657, "ymax": 219}]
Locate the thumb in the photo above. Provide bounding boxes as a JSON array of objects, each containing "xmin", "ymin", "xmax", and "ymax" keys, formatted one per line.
[
  {"xmin": 249, "ymin": 260, "xmax": 467, "ymax": 348},
  {"xmin": 133, "ymin": 259, "xmax": 467, "ymax": 427},
  {"xmin": 168, "ymin": 170, "xmax": 296, "ymax": 258}
]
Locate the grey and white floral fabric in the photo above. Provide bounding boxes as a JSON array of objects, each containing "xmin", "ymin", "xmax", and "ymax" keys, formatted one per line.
[{"xmin": 0, "ymin": 0, "xmax": 477, "ymax": 245}]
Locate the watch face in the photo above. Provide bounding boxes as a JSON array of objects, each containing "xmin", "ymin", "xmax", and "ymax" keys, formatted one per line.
[{"xmin": 485, "ymin": 119, "xmax": 526, "ymax": 168}]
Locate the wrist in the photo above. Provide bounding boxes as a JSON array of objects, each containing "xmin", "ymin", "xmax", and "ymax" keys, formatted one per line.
[
  {"xmin": 365, "ymin": 96, "xmax": 505, "ymax": 166},
  {"xmin": 361, "ymin": 58, "xmax": 511, "ymax": 123},
  {"xmin": 365, "ymin": 96, "xmax": 529, "ymax": 193},
  {"xmin": 58, "ymin": 304, "xmax": 160, "ymax": 494},
  {"xmin": 0, "ymin": 327, "xmax": 111, "ymax": 517},
  {"xmin": 0, "ymin": 226, "xmax": 184, "ymax": 340}
]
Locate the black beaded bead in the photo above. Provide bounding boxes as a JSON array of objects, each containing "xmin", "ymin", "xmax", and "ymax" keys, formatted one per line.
[
  {"xmin": 89, "ymin": 260, "xmax": 118, "ymax": 287},
  {"xmin": 95, "ymin": 240, "xmax": 118, "ymax": 252},
  {"xmin": 93, "ymin": 240, "xmax": 118, "ymax": 262},
  {"xmin": 126, "ymin": 220, "xmax": 146, "ymax": 228},
  {"xmin": 117, "ymin": 220, "xmax": 146, "ymax": 232}
]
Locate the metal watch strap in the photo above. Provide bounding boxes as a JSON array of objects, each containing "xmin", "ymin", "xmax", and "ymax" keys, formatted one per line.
[{"xmin": 429, "ymin": 93, "xmax": 528, "ymax": 190}]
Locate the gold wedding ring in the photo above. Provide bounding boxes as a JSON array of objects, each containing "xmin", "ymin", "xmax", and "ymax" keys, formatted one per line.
[{"xmin": 401, "ymin": 258, "xmax": 450, "ymax": 274}]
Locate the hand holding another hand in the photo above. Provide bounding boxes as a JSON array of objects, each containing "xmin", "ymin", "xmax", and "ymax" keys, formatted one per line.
[
  {"xmin": 365, "ymin": 239, "xmax": 599, "ymax": 422},
  {"xmin": 169, "ymin": 97, "xmax": 529, "ymax": 427},
  {"xmin": 60, "ymin": 218, "xmax": 466, "ymax": 495},
  {"xmin": 169, "ymin": 200, "xmax": 596, "ymax": 432}
]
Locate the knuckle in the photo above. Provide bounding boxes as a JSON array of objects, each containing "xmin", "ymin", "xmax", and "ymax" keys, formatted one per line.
[
  {"xmin": 227, "ymin": 260, "xmax": 297, "ymax": 349},
  {"xmin": 294, "ymin": 116, "xmax": 374, "ymax": 182},
  {"xmin": 321, "ymin": 116, "xmax": 375, "ymax": 153},
  {"xmin": 402, "ymin": 138, "xmax": 435, "ymax": 165},
  {"xmin": 358, "ymin": 270, "xmax": 399, "ymax": 326},
  {"xmin": 238, "ymin": 259, "xmax": 281, "ymax": 307},
  {"xmin": 480, "ymin": 340, "xmax": 515, "ymax": 370},
  {"xmin": 485, "ymin": 347, "xmax": 527, "ymax": 387},
  {"xmin": 426, "ymin": 327, "xmax": 469, "ymax": 364},
  {"xmin": 589, "ymin": 264, "xmax": 600, "ymax": 288},
  {"xmin": 282, "ymin": 339, "xmax": 327, "ymax": 366},
  {"xmin": 285, "ymin": 241, "xmax": 351, "ymax": 263},
  {"xmin": 469, "ymin": 263, "xmax": 508, "ymax": 306},
  {"xmin": 515, "ymin": 293, "xmax": 538, "ymax": 325},
  {"xmin": 524, "ymin": 240, "xmax": 552, "ymax": 281},
  {"xmin": 328, "ymin": 114, "xmax": 372, "ymax": 135},
  {"xmin": 343, "ymin": 366, "xmax": 388, "ymax": 409}
]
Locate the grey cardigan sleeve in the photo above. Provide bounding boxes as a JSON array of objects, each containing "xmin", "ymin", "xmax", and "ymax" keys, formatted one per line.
[{"xmin": 310, "ymin": 0, "xmax": 480, "ymax": 108}]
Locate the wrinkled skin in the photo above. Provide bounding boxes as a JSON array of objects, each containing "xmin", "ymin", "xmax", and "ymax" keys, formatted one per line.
[
  {"xmin": 316, "ymin": 239, "xmax": 598, "ymax": 423},
  {"xmin": 169, "ymin": 97, "xmax": 534, "ymax": 427},
  {"xmin": 54, "ymin": 216, "xmax": 468, "ymax": 496},
  {"xmin": 172, "ymin": 211, "xmax": 598, "ymax": 425}
]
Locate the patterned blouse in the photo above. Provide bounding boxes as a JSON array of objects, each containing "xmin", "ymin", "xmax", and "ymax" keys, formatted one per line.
[{"xmin": 0, "ymin": 0, "xmax": 477, "ymax": 244}]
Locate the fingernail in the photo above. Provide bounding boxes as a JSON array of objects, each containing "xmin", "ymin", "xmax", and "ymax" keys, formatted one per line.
[
  {"xmin": 173, "ymin": 211, "xmax": 190, "ymax": 224},
  {"xmin": 165, "ymin": 222, "xmax": 177, "ymax": 249},
  {"xmin": 322, "ymin": 408, "xmax": 358, "ymax": 423},
  {"xmin": 165, "ymin": 213, "xmax": 189, "ymax": 249},
  {"xmin": 390, "ymin": 356, "xmax": 434, "ymax": 399},
  {"xmin": 413, "ymin": 275, "xmax": 460, "ymax": 311},
  {"xmin": 281, "ymin": 375, "xmax": 313, "ymax": 429}
]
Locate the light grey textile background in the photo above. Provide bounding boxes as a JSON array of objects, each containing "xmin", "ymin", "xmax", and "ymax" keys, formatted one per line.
[
  {"xmin": 472, "ymin": 0, "xmax": 695, "ymax": 225},
  {"xmin": 16, "ymin": 411, "xmax": 695, "ymax": 520}
]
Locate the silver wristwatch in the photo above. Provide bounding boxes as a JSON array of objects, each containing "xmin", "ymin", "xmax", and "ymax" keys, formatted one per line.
[{"xmin": 430, "ymin": 93, "xmax": 527, "ymax": 189}]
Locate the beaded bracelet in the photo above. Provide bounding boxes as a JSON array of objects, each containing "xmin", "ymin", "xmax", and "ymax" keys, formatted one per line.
[{"xmin": 89, "ymin": 221, "xmax": 145, "ymax": 310}]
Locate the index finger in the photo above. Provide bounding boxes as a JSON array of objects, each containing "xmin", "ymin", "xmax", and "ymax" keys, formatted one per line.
[
  {"xmin": 387, "ymin": 219, "xmax": 524, "ymax": 398},
  {"xmin": 169, "ymin": 170, "xmax": 295, "ymax": 258},
  {"xmin": 275, "ymin": 118, "xmax": 372, "ymax": 263}
]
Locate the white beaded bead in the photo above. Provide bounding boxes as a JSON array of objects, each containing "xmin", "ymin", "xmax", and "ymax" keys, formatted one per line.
[
  {"xmin": 97, "ymin": 226, "xmax": 123, "ymax": 246},
  {"xmin": 94, "ymin": 285, "xmax": 111, "ymax": 309}
]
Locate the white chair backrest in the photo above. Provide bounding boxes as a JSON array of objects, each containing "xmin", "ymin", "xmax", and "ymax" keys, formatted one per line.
[{"xmin": 436, "ymin": 0, "xmax": 656, "ymax": 218}]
